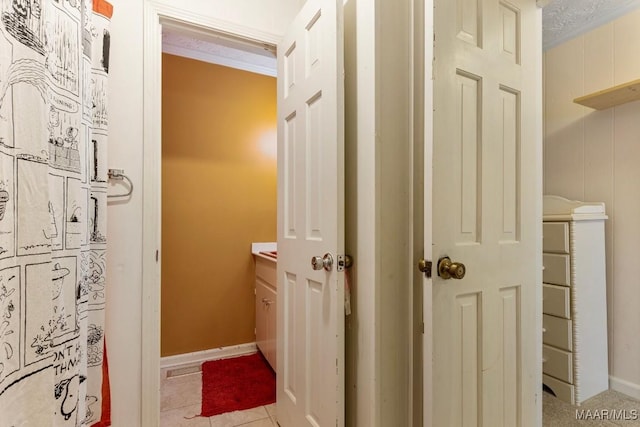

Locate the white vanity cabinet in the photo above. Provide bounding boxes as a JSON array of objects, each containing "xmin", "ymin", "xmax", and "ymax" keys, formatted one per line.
[
  {"xmin": 542, "ymin": 195, "xmax": 609, "ymax": 405},
  {"xmin": 254, "ymin": 251, "xmax": 277, "ymax": 370}
]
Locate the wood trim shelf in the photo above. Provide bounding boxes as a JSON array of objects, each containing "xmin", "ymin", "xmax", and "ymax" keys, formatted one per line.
[{"xmin": 573, "ymin": 79, "xmax": 640, "ymax": 110}]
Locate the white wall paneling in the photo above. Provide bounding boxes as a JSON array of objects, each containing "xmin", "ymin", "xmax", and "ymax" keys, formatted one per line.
[{"xmin": 544, "ymin": 8, "xmax": 640, "ymax": 397}]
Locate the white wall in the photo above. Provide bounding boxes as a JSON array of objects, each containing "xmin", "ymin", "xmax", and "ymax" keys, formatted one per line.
[
  {"xmin": 344, "ymin": 0, "xmax": 415, "ymax": 425},
  {"xmin": 376, "ymin": 0, "xmax": 414, "ymax": 424},
  {"xmin": 106, "ymin": 1, "xmax": 144, "ymax": 424},
  {"xmin": 344, "ymin": 1, "xmax": 378, "ymax": 425},
  {"xmin": 544, "ymin": 8, "xmax": 640, "ymax": 399},
  {"xmin": 106, "ymin": 0, "xmax": 303, "ymax": 423}
]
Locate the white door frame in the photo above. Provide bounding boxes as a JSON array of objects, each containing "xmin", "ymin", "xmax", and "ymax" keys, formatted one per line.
[
  {"xmin": 141, "ymin": 2, "xmax": 281, "ymax": 425},
  {"xmin": 422, "ymin": 0, "xmax": 434, "ymax": 424}
]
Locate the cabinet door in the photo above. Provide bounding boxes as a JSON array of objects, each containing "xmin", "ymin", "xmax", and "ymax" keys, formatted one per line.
[
  {"xmin": 264, "ymin": 284, "xmax": 277, "ymax": 370},
  {"xmin": 256, "ymin": 279, "xmax": 270, "ymax": 356},
  {"xmin": 256, "ymin": 279, "xmax": 277, "ymax": 370}
]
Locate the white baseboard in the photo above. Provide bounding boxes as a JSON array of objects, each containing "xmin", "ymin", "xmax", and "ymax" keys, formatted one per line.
[
  {"xmin": 160, "ymin": 342, "xmax": 257, "ymax": 376},
  {"xmin": 610, "ymin": 375, "xmax": 640, "ymax": 400}
]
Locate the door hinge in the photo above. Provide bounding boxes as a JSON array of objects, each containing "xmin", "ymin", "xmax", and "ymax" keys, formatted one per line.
[
  {"xmin": 418, "ymin": 259, "xmax": 432, "ymax": 278},
  {"xmin": 155, "ymin": 250, "xmax": 159, "ymax": 262},
  {"xmin": 337, "ymin": 254, "xmax": 353, "ymax": 272}
]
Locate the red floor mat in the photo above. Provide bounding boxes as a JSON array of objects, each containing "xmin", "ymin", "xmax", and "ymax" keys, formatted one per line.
[{"xmin": 200, "ymin": 353, "xmax": 276, "ymax": 417}]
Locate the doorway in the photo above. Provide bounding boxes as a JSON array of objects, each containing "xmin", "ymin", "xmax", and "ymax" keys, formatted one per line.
[
  {"xmin": 140, "ymin": 4, "xmax": 285, "ymax": 423},
  {"xmin": 158, "ymin": 23, "xmax": 279, "ymax": 424}
]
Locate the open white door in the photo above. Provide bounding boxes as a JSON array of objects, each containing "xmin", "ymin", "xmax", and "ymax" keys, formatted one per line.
[
  {"xmin": 429, "ymin": 0, "xmax": 541, "ymax": 425},
  {"xmin": 276, "ymin": 0, "xmax": 345, "ymax": 426}
]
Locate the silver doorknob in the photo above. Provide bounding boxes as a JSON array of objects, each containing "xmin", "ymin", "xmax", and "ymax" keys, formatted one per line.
[
  {"xmin": 311, "ymin": 253, "xmax": 334, "ymax": 271},
  {"xmin": 437, "ymin": 256, "xmax": 466, "ymax": 279}
]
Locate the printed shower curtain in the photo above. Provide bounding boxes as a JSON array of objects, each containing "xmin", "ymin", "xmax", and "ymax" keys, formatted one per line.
[{"xmin": 0, "ymin": 0, "xmax": 112, "ymax": 425}]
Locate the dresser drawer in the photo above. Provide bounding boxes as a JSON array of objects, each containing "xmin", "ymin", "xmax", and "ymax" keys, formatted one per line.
[
  {"xmin": 543, "ymin": 284, "xmax": 571, "ymax": 318},
  {"xmin": 543, "ymin": 314, "xmax": 572, "ymax": 351},
  {"xmin": 543, "ymin": 374, "xmax": 575, "ymax": 404},
  {"xmin": 543, "ymin": 222, "xmax": 570, "ymax": 254},
  {"xmin": 543, "ymin": 254, "xmax": 570, "ymax": 286},
  {"xmin": 543, "ymin": 344, "xmax": 573, "ymax": 384}
]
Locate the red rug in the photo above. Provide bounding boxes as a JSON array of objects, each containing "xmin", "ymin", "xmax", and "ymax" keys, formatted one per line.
[{"xmin": 200, "ymin": 353, "xmax": 276, "ymax": 417}]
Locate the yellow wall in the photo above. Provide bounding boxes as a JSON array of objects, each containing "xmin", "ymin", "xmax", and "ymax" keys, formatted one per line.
[{"xmin": 161, "ymin": 53, "xmax": 277, "ymax": 357}]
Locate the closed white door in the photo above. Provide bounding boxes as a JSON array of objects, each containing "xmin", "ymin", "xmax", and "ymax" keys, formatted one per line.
[
  {"xmin": 430, "ymin": 0, "xmax": 541, "ymax": 425},
  {"xmin": 276, "ymin": 0, "xmax": 345, "ymax": 426}
]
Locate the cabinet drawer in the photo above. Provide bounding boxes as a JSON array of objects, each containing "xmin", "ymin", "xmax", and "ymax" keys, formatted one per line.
[
  {"xmin": 256, "ymin": 258, "xmax": 277, "ymax": 288},
  {"xmin": 543, "ymin": 374, "xmax": 575, "ymax": 404},
  {"xmin": 543, "ymin": 344, "xmax": 573, "ymax": 384},
  {"xmin": 543, "ymin": 314, "xmax": 572, "ymax": 351},
  {"xmin": 543, "ymin": 284, "xmax": 571, "ymax": 319},
  {"xmin": 543, "ymin": 222, "xmax": 570, "ymax": 254},
  {"xmin": 543, "ymin": 254, "xmax": 570, "ymax": 286}
]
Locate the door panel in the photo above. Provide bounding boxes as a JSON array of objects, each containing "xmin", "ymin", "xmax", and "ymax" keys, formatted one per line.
[
  {"xmin": 499, "ymin": 86, "xmax": 520, "ymax": 242},
  {"xmin": 277, "ymin": 0, "xmax": 345, "ymax": 426},
  {"xmin": 431, "ymin": 0, "xmax": 540, "ymax": 425},
  {"xmin": 500, "ymin": 286, "xmax": 521, "ymax": 426},
  {"xmin": 452, "ymin": 292, "xmax": 481, "ymax": 426},
  {"xmin": 455, "ymin": 71, "xmax": 482, "ymax": 244}
]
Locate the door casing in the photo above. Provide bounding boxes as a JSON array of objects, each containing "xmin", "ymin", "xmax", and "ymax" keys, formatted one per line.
[{"xmin": 141, "ymin": 2, "xmax": 283, "ymax": 425}]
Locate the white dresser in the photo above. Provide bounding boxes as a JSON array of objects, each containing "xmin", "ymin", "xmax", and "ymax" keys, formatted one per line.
[{"xmin": 542, "ymin": 195, "xmax": 609, "ymax": 405}]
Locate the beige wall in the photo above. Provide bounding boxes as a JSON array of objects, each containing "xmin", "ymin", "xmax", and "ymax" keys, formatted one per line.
[
  {"xmin": 161, "ymin": 53, "xmax": 277, "ymax": 356},
  {"xmin": 544, "ymin": 9, "xmax": 640, "ymax": 397}
]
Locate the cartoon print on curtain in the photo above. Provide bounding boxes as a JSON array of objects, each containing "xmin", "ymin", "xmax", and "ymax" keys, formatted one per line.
[{"xmin": 0, "ymin": 0, "xmax": 112, "ymax": 425}]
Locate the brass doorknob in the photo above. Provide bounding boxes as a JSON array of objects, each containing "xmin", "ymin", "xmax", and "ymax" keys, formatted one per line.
[
  {"xmin": 418, "ymin": 259, "xmax": 432, "ymax": 277},
  {"xmin": 437, "ymin": 257, "xmax": 466, "ymax": 279}
]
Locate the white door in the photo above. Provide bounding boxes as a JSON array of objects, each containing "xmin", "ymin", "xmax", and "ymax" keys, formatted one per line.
[
  {"xmin": 276, "ymin": 0, "xmax": 345, "ymax": 426},
  {"xmin": 430, "ymin": 0, "xmax": 541, "ymax": 425}
]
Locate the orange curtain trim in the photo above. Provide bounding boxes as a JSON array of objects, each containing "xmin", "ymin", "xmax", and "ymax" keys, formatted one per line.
[
  {"xmin": 90, "ymin": 344, "xmax": 112, "ymax": 427},
  {"xmin": 88, "ymin": 1, "xmax": 112, "ymax": 419},
  {"xmin": 93, "ymin": 0, "xmax": 114, "ymax": 19}
]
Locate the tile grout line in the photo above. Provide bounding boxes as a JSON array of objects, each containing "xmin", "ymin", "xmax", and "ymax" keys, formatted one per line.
[{"xmin": 233, "ymin": 416, "xmax": 274, "ymax": 426}]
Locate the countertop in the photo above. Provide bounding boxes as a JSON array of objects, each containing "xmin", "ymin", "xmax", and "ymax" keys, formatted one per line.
[{"xmin": 252, "ymin": 242, "xmax": 277, "ymax": 262}]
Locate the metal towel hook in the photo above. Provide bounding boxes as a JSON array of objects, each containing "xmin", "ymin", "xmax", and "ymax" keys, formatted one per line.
[{"xmin": 107, "ymin": 168, "xmax": 133, "ymax": 198}]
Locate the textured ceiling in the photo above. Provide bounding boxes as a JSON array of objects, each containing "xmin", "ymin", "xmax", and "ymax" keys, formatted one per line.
[
  {"xmin": 163, "ymin": 1, "xmax": 640, "ymax": 73},
  {"xmin": 543, "ymin": 0, "xmax": 640, "ymax": 50}
]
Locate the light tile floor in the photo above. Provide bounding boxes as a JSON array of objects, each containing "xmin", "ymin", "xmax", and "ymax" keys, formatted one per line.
[
  {"xmin": 161, "ymin": 369, "xmax": 639, "ymax": 427},
  {"xmin": 543, "ymin": 389, "xmax": 640, "ymax": 426},
  {"xmin": 160, "ymin": 370, "xmax": 277, "ymax": 427}
]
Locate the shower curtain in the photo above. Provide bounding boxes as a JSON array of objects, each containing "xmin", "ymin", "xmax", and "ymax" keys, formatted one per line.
[{"xmin": 0, "ymin": 0, "xmax": 112, "ymax": 425}]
